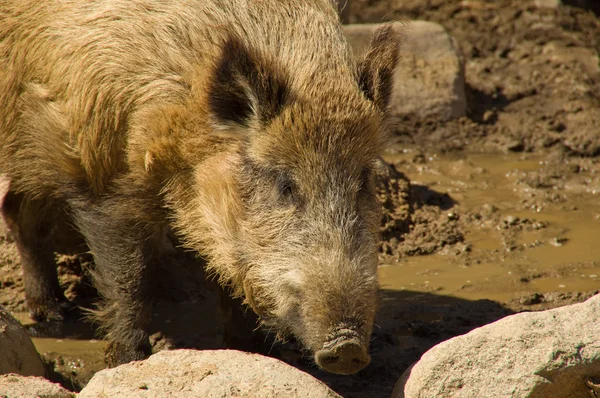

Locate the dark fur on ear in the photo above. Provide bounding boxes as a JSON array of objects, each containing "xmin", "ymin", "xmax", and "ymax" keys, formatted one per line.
[
  {"xmin": 357, "ymin": 25, "xmax": 401, "ymax": 112},
  {"xmin": 209, "ymin": 36, "xmax": 289, "ymax": 128}
]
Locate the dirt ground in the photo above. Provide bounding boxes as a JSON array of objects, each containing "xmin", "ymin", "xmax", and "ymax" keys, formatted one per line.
[{"xmin": 1, "ymin": 1, "xmax": 599, "ymax": 397}]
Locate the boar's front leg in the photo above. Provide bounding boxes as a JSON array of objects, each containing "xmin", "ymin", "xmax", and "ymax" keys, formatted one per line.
[
  {"xmin": 70, "ymin": 186, "xmax": 163, "ymax": 366},
  {"xmin": 0, "ymin": 189, "xmax": 70, "ymax": 322},
  {"xmin": 218, "ymin": 286, "xmax": 264, "ymax": 353}
]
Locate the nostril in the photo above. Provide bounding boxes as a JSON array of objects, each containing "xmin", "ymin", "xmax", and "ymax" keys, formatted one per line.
[{"xmin": 320, "ymin": 355, "xmax": 340, "ymax": 365}]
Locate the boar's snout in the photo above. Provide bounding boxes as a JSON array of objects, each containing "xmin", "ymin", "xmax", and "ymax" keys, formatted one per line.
[
  {"xmin": 316, "ymin": 338, "xmax": 370, "ymax": 375},
  {"xmin": 315, "ymin": 326, "xmax": 371, "ymax": 375}
]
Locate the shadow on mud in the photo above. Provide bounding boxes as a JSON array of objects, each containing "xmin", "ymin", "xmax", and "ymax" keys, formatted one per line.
[
  {"xmin": 409, "ymin": 183, "xmax": 455, "ymax": 210},
  {"xmin": 123, "ymin": 287, "xmax": 514, "ymax": 398},
  {"xmin": 466, "ymin": 84, "xmax": 513, "ymax": 125},
  {"xmin": 26, "ymin": 279, "xmax": 514, "ymax": 397}
]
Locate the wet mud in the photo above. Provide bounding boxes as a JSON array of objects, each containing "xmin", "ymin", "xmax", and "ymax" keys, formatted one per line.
[{"xmin": 1, "ymin": 0, "xmax": 599, "ymax": 397}]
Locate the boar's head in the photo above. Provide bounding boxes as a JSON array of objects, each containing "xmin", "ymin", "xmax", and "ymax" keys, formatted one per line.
[{"xmin": 194, "ymin": 26, "xmax": 399, "ymax": 375}]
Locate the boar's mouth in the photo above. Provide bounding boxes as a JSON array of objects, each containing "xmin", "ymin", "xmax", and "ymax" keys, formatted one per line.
[{"xmin": 314, "ymin": 325, "xmax": 371, "ymax": 375}]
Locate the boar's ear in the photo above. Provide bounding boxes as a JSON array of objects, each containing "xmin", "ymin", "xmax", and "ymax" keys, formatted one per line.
[
  {"xmin": 209, "ymin": 36, "xmax": 288, "ymax": 129},
  {"xmin": 357, "ymin": 25, "xmax": 400, "ymax": 112}
]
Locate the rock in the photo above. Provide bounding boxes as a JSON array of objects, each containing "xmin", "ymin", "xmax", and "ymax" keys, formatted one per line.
[
  {"xmin": 79, "ymin": 349, "xmax": 341, "ymax": 398},
  {"xmin": 393, "ymin": 294, "xmax": 600, "ymax": 397},
  {"xmin": 0, "ymin": 305, "xmax": 46, "ymax": 377},
  {"xmin": 0, "ymin": 374, "xmax": 74, "ymax": 398},
  {"xmin": 344, "ymin": 21, "xmax": 466, "ymax": 123}
]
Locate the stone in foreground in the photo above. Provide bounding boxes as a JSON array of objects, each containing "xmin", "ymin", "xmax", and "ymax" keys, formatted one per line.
[
  {"xmin": 79, "ymin": 349, "xmax": 341, "ymax": 398},
  {"xmin": 393, "ymin": 294, "xmax": 600, "ymax": 397},
  {"xmin": 0, "ymin": 374, "xmax": 74, "ymax": 398},
  {"xmin": 0, "ymin": 305, "xmax": 46, "ymax": 377}
]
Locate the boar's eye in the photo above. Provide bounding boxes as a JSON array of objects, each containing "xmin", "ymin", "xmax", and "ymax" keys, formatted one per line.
[{"xmin": 277, "ymin": 175, "xmax": 297, "ymax": 203}]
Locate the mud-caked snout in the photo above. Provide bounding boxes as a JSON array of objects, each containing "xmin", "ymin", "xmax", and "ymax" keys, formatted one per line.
[
  {"xmin": 316, "ymin": 339, "xmax": 370, "ymax": 375},
  {"xmin": 315, "ymin": 327, "xmax": 371, "ymax": 375}
]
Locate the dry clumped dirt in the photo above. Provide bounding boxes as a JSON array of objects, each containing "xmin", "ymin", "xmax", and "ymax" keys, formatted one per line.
[
  {"xmin": 1, "ymin": 1, "xmax": 600, "ymax": 397},
  {"xmin": 377, "ymin": 160, "xmax": 465, "ymax": 258}
]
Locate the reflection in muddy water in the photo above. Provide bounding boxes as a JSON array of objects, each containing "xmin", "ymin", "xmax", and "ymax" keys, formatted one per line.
[{"xmin": 380, "ymin": 150, "xmax": 600, "ymax": 303}]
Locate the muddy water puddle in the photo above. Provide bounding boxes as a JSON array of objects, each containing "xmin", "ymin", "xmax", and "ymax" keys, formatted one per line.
[
  {"xmin": 10, "ymin": 312, "xmax": 105, "ymax": 388},
  {"xmin": 380, "ymin": 150, "xmax": 600, "ymax": 303}
]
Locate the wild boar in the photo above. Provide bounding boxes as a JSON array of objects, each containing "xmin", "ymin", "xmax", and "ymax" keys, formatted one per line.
[{"xmin": 0, "ymin": 0, "xmax": 399, "ymax": 374}]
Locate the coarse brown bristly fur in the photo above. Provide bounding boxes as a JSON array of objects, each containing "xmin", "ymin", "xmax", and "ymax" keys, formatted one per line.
[{"xmin": 0, "ymin": 0, "xmax": 400, "ymax": 369}]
